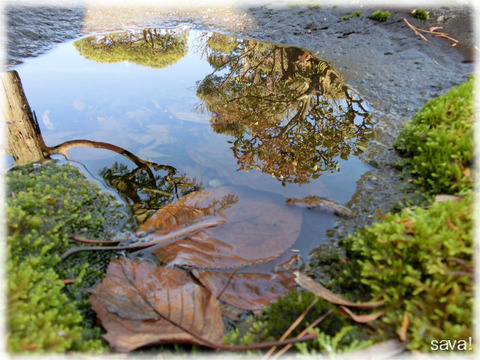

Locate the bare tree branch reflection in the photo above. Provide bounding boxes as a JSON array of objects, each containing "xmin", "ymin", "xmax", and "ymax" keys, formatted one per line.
[{"xmin": 195, "ymin": 33, "xmax": 374, "ymax": 185}]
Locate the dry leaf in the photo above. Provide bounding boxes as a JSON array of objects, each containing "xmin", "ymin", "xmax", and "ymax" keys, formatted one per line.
[
  {"xmin": 294, "ymin": 271, "xmax": 384, "ymax": 309},
  {"xmin": 90, "ymin": 257, "xmax": 224, "ymax": 352},
  {"xmin": 191, "ymin": 268, "xmax": 296, "ymax": 310}
]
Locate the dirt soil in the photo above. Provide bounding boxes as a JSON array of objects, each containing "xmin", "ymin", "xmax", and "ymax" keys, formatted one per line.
[{"xmin": 4, "ymin": 1, "xmax": 476, "ymax": 264}]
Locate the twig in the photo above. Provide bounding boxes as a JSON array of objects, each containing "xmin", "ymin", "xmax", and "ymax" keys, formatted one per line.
[
  {"xmin": 216, "ymin": 269, "xmax": 239, "ymax": 301},
  {"xmin": 444, "ymin": 271, "xmax": 474, "ymax": 280},
  {"xmin": 270, "ymin": 310, "xmax": 332, "ymax": 359},
  {"xmin": 404, "ymin": 18, "xmax": 459, "ymax": 46},
  {"xmin": 450, "ymin": 257, "xmax": 474, "ymax": 273},
  {"xmin": 404, "ymin": 18, "xmax": 429, "ymax": 42},
  {"xmin": 70, "ymin": 235, "xmax": 123, "ymax": 245},
  {"xmin": 263, "ymin": 298, "xmax": 318, "ymax": 359},
  {"xmin": 61, "ymin": 217, "xmax": 226, "ymax": 260}
]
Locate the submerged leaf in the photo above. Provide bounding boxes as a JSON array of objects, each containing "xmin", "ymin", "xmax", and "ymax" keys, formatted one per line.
[
  {"xmin": 286, "ymin": 195, "xmax": 356, "ymax": 217},
  {"xmin": 90, "ymin": 257, "xmax": 224, "ymax": 352},
  {"xmin": 191, "ymin": 268, "xmax": 296, "ymax": 310},
  {"xmin": 136, "ymin": 189, "xmax": 236, "ymax": 235},
  {"xmin": 151, "ymin": 186, "xmax": 302, "ymax": 268}
]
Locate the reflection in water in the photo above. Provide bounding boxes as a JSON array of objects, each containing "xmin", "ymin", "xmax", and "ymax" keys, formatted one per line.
[
  {"xmin": 196, "ymin": 33, "xmax": 373, "ymax": 185},
  {"xmin": 6, "ymin": 27, "xmax": 379, "ymax": 327},
  {"xmin": 100, "ymin": 162, "xmax": 202, "ymax": 224},
  {"xmin": 74, "ymin": 27, "xmax": 189, "ymax": 68},
  {"xmin": 8, "ymin": 27, "xmax": 375, "ymax": 267}
]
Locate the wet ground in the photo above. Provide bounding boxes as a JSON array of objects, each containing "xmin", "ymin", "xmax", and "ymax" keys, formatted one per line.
[{"xmin": 4, "ymin": 1, "xmax": 476, "ymax": 262}]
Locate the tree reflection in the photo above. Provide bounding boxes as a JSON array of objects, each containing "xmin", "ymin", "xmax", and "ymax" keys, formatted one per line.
[
  {"xmin": 196, "ymin": 33, "xmax": 373, "ymax": 185},
  {"xmin": 100, "ymin": 162, "xmax": 203, "ymax": 225},
  {"xmin": 74, "ymin": 27, "xmax": 189, "ymax": 68}
]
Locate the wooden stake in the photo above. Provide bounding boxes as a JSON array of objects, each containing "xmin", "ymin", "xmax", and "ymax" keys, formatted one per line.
[{"xmin": 1, "ymin": 70, "xmax": 50, "ymax": 165}]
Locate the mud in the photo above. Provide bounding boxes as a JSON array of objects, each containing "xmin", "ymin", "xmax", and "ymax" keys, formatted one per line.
[{"xmin": 4, "ymin": 1, "xmax": 476, "ymax": 262}]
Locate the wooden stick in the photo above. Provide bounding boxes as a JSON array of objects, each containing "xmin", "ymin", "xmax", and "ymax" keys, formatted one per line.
[
  {"xmin": 270, "ymin": 310, "xmax": 333, "ymax": 359},
  {"xmin": 61, "ymin": 217, "xmax": 226, "ymax": 260}
]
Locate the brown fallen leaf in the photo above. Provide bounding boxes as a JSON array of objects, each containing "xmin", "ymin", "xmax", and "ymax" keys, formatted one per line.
[
  {"xmin": 152, "ymin": 186, "xmax": 302, "ymax": 268},
  {"xmin": 294, "ymin": 271, "xmax": 384, "ymax": 309},
  {"xmin": 90, "ymin": 257, "xmax": 224, "ymax": 352},
  {"xmin": 191, "ymin": 268, "xmax": 296, "ymax": 310}
]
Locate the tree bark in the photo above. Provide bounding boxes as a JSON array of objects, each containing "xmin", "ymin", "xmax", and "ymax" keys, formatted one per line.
[{"xmin": 2, "ymin": 70, "xmax": 50, "ymax": 165}]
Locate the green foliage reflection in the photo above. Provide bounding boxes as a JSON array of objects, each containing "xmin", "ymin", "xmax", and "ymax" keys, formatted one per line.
[
  {"xmin": 74, "ymin": 28, "xmax": 189, "ymax": 68},
  {"xmin": 196, "ymin": 33, "xmax": 373, "ymax": 185}
]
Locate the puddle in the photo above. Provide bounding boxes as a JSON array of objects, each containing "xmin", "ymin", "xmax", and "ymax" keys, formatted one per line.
[{"xmin": 8, "ymin": 26, "xmax": 374, "ymax": 266}]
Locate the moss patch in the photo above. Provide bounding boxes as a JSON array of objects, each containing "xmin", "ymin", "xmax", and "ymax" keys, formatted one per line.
[
  {"xmin": 341, "ymin": 11, "xmax": 362, "ymax": 21},
  {"xmin": 370, "ymin": 10, "xmax": 390, "ymax": 22},
  {"xmin": 307, "ymin": 77, "xmax": 475, "ymax": 354},
  {"xmin": 393, "ymin": 77, "xmax": 474, "ymax": 196},
  {"xmin": 345, "ymin": 192, "xmax": 473, "ymax": 351},
  {"xmin": 345, "ymin": 77, "xmax": 474, "ymax": 351},
  {"xmin": 412, "ymin": 9, "xmax": 429, "ymax": 20},
  {"xmin": 7, "ymin": 162, "xmax": 132, "ymax": 354},
  {"xmin": 223, "ymin": 289, "xmax": 375, "ymax": 355}
]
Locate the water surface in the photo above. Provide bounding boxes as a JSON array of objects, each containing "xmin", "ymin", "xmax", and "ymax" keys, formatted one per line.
[{"xmin": 9, "ymin": 26, "xmax": 374, "ymax": 263}]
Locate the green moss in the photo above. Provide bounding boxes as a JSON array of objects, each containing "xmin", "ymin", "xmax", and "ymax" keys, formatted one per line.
[
  {"xmin": 393, "ymin": 77, "xmax": 474, "ymax": 196},
  {"xmin": 333, "ymin": 78, "xmax": 475, "ymax": 352},
  {"xmin": 223, "ymin": 289, "xmax": 376, "ymax": 355},
  {"xmin": 370, "ymin": 10, "xmax": 390, "ymax": 22},
  {"xmin": 341, "ymin": 11, "xmax": 362, "ymax": 21},
  {"xmin": 306, "ymin": 76, "xmax": 475, "ymax": 354},
  {"xmin": 7, "ymin": 162, "xmax": 132, "ymax": 354},
  {"xmin": 412, "ymin": 9, "xmax": 429, "ymax": 20},
  {"xmin": 344, "ymin": 191, "xmax": 473, "ymax": 351}
]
